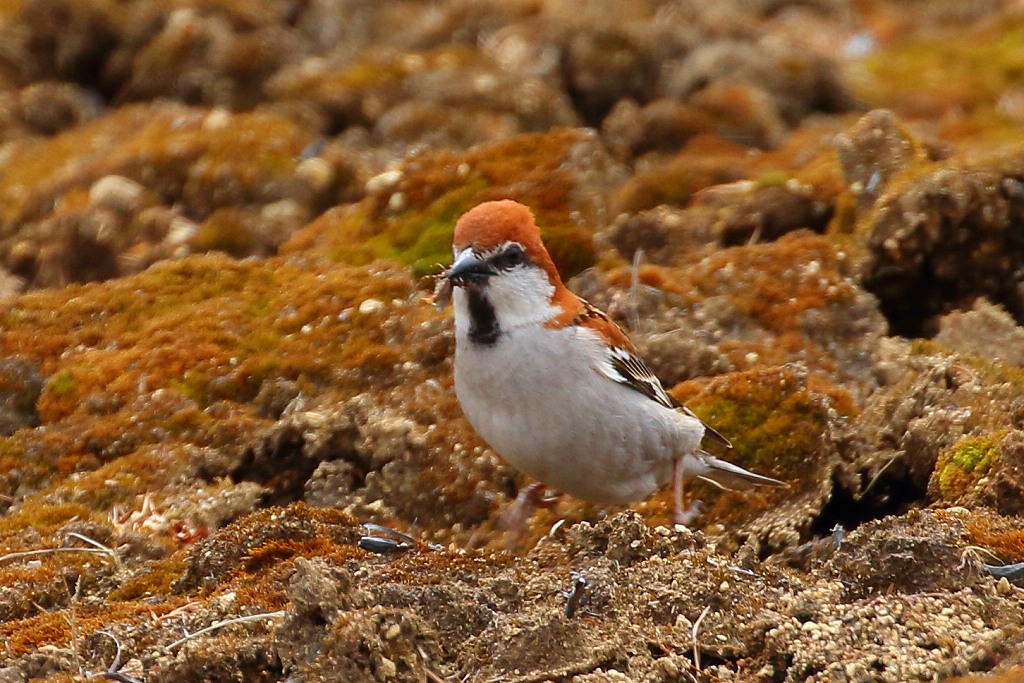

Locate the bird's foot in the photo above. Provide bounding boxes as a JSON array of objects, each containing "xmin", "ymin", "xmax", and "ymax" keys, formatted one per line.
[
  {"xmin": 499, "ymin": 483, "xmax": 558, "ymax": 534},
  {"xmin": 672, "ymin": 499, "xmax": 704, "ymax": 527}
]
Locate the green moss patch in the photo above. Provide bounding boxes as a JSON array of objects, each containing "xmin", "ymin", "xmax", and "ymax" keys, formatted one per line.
[
  {"xmin": 281, "ymin": 128, "xmax": 601, "ymax": 281},
  {"xmin": 675, "ymin": 366, "xmax": 857, "ymax": 485},
  {"xmin": 932, "ymin": 432, "xmax": 1005, "ymax": 501}
]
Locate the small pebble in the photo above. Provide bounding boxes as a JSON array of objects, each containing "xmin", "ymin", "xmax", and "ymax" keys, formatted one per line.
[
  {"xmin": 89, "ymin": 175, "xmax": 144, "ymax": 212},
  {"xmin": 365, "ymin": 169, "xmax": 403, "ymax": 194},
  {"xmin": 377, "ymin": 656, "xmax": 397, "ymax": 678},
  {"xmin": 359, "ymin": 298, "xmax": 384, "ymax": 314},
  {"xmin": 165, "ymin": 216, "xmax": 198, "ymax": 246},
  {"xmin": 296, "ymin": 157, "xmax": 334, "ymax": 190},
  {"xmin": 203, "ymin": 107, "xmax": 232, "ymax": 131}
]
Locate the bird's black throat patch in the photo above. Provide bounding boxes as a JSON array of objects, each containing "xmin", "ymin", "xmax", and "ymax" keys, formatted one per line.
[{"xmin": 467, "ymin": 289, "xmax": 500, "ymax": 346}]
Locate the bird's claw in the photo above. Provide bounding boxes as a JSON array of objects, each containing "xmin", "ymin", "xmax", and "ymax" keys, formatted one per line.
[
  {"xmin": 499, "ymin": 483, "xmax": 558, "ymax": 534},
  {"xmin": 672, "ymin": 499, "xmax": 704, "ymax": 527}
]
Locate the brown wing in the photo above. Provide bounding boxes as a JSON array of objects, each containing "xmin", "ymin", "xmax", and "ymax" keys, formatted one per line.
[{"xmin": 568, "ymin": 299, "xmax": 734, "ymax": 450}]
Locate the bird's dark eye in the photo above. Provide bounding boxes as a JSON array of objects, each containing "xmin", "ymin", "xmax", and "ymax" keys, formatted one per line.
[{"xmin": 491, "ymin": 244, "xmax": 526, "ymax": 270}]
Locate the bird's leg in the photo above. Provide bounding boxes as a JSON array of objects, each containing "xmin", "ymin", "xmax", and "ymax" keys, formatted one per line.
[
  {"xmin": 499, "ymin": 482, "xmax": 558, "ymax": 533},
  {"xmin": 672, "ymin": 458, "xmax": 703, "ymax": 526}
]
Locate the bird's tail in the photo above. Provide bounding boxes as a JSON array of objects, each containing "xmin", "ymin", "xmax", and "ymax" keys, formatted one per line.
[{"xmin": 690, "ymin": 450, "xmax": 787, "ymax": 491}]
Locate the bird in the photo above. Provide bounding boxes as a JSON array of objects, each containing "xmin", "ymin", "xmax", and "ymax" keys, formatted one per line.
[{"xmin": 437, "ymin": 199, "xmax": 785, "ymax": 527}]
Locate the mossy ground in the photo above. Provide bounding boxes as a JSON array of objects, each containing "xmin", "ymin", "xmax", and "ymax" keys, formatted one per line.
[
  {"xmin": 932, "ymin": 433, "xmax": 1005, "ymax": 501},
  {"xmin": 965, "ymin": 512, "xmax": 1024, "ymax": 564},
  {"xmin": 3, "ymin": 254, "xmax": 412, "ymax": 416},
  {"xmin": 849, "ymin": 18, "xmax": 1024, "ymax": 139},
  {"xmin": 678, "ymin": 368, "xmax": 855, "ymax": 480},
  {"xmin": 1, "ymin": 1, "xmax": 1024, "ymax": 679},
  {"xmin": 281, "ymin": 128, "xmax": 602, "ymax": 280},
  {"xmin": 0, "ymin": 253, "xmax": 424, "ymax": 559},
  {"xmin": 0, "ymin": 104, "xmax": 315, "ymax": 232},
  {"xmin": 0, "ymin": 247, "xmax": 511, "ymax": 663}
]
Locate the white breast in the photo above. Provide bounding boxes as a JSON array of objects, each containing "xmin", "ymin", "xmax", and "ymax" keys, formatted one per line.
[{"xmin": 453, "ymin": 291, "xmax": 703, "ymax": 504}]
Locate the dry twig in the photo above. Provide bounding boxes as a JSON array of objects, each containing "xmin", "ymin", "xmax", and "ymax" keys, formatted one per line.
[
  {"xmin": 165, "ymin": 611, "xmax": 286, "ymax": 651},
  {"xmin": 692, "ymin": 605, "xmax": 712, "ymax": 672}
]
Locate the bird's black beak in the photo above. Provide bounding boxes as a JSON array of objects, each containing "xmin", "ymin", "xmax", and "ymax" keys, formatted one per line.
[{"xmin": 446, "ymin": 251, "xmax": 496, "ymax": 287}]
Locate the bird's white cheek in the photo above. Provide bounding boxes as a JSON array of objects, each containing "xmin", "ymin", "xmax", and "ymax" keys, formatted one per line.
[
  {"xmin": 451, "ymin": 288, "xmax": 472, "ymax": 335},
  {"xmin": 484, "ymin": 268, "xmax": 557, "ymax": 329}
]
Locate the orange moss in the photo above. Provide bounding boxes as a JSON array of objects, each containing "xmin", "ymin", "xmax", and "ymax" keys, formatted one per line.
[
  {"xmin": 0, "ymin": 103, "xmax": 312, "ymax": 230},
  {"xmin": 0, "ymin": 253, "xmax": 422, "ymax": 523},
  {"xmin": 2, "ymin": 254, "xmax": 411, "ymax": 419},
  {"xmin": 181, "ymin": 504, "xmax": 359, "ymax": 579},
  {"xmin": 0, "ymin": 502, "xmax": 105, "ymax": 550},
  {"xmin": 222, "ymin": 515, "xmax": 514, "ymax": 588},
  {"xmin": 241, "ymin": 537, "xmax": 354, "ymax": 573},
  {"xmin": 215, "ymin": 567, "xmax": 293, "ymax": 612},
  {"xmin": 281, "ymin": 128, "xmax": 600, "ymax": 280},
  {"xmin": 0, "ymin": 563, "xmax": 64, "ymax": 620},
  {"xmin": 0, "ymin": 406, "xmax": 222, "ymax": 505},
  {"xmin": 0, "ymin": 563, "xmax": 61, "ymax": 586},
  {"xmin": 271, "ymin": 45, "xmax": 479, "ymax": 106},
  {"xmin": 944, "ymin": 668, "xmax": 1024, "ymax": 683},
  {"xmin": 689, "ymin": 232, "xmax": 863, "ymax": 335},
  {"xmin": 765, "ymin": 120, "xmax": 850, "ymax": 200},
  {"xmin": 613, "ymin": 118, "xmax": 849, "ymax": 217},
  {"xmin": 0, "ymin": 435, "xmax": 26, "ymax": 491},
  {"xmin": 673, "ymin": 366, "xmax": 857, "ymax": 483},
  {"xmin": 0, "ymin": 0, "xmax": 21, "ymax": 18},
  {"xmin": 42, "ymin": 448, "xmax": 191, "ymax": 512},
  {"xmin": 603, "ymin": 263, "xmax": 694, "ymax": 301},
  {"xmin": 612, "ymin": 136, "xmax": 750, "ymax": 214},
  {"xmin": 828, "ymin": 191, "xmax": 859, "ymax": 235},
  {"xmin": 0, "ymin": 601, "xmax": 177, "ymax": 657},
  {"xmin": 655, "ymin": 366, "xmax": 855, "ymax": 527},
  {"xmin": 605, "ymin": 232, "xmax": 867, "ymax": 374},
  {"xmin": 963, "ymin": 513, "xmax": 1024, "ymax": 563},
  {"xmin": 110, "ymin": 553, "xmax": 189, "ymax": 601},
  {"xmin": 162, "ymin": 504, "xmax": 366, "ymax": 606},
  {"xmin": 205, "ymin": 542, "xmax": 360, "ymax": 612},
  {"xmin": 845, "ymin": 17, "xmax": 1024, "ymax": 149},
  {"xmin": 193, "ymin": 208, "xmax": 258, "ymax": 256}
]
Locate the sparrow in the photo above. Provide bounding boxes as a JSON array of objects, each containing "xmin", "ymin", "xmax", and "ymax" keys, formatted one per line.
[{"xmin": 438, "ymin": 199, "xmax": 784, "ymax": 526}]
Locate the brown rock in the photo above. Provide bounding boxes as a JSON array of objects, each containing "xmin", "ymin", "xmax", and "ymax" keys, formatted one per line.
[
  {"xmin": 936, "ymin": 299, "xmax": 1024, "ymax": 367},
  {"xmin": 833, "ymin": 109, "xmax": 926, "ymax": 212},
  {"xmin": 824, "ymin": 508, "xmax": 979, "ymax": 598},
  {"xmin": 862, "ymin": 154, "xmax": 1024, "ymax": 335}
]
